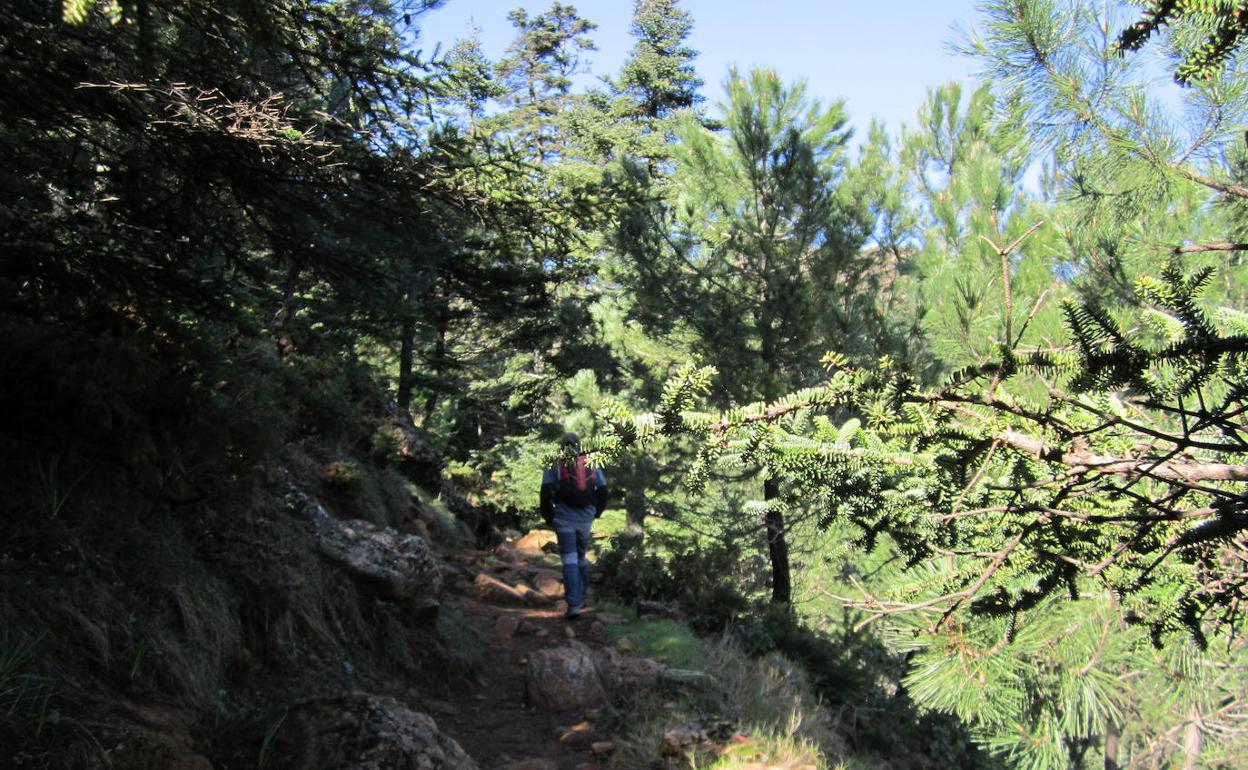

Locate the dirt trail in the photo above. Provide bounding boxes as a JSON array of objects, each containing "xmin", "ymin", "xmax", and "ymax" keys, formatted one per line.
[{"xmin": 430, "ymin": 542, "xmax": 615, "ymax": 770}]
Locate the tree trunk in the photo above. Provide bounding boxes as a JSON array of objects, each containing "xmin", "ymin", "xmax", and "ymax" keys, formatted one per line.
[
  {"xmin": 397, "ymin": 318, "xmax": 415, "ymax": 410},
  {"xmin": 623, "ymin": 481, "xmax": 646, "ymax": 540},
  {"xmin": 421, "ymin": 323, "xmax": 446, "ymax": 423},
  {"xmin": 764, "ymin": 476, "xmax": 791, "ymax": 604},
  {"xmin": 397, "ymin": 271, "xmax": 419, "ymax": 411},
  {"xmin": 1182, "ymin": 706, "xmax": 1203, "ymax": 770},
  {"xmin": 1103, "ymin": 722, "xmax": 1120, "ymax": 770}
]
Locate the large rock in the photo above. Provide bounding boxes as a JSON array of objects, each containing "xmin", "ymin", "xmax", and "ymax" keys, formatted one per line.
[
  {"xmin": 524, "ymin": 643, "xmax": 664, "ymax": 711},
  {"xmin": 524, "ymin": 643, "xmax": 607, "ymax": 711},
  {"xmin": 514, "ymin": 530, "xmax": 557, "ymax": 557},
  {"xmin": 593, "ymin": 646, "xmax": 662, "ymax": 695},
  {"xmin": 270, "ymin": 693, "xmax": 477, "ymax": 770},
  {"xmin": 301, "ymin": 497, "xmax": 441, "ymax": 604},
  {"xmin": 377, "ymin": 406, "xmax": 444, "ymax": 492},
  {"xmin": 474, "ymin": 573, "xmax": 530, "ymax": 606}
]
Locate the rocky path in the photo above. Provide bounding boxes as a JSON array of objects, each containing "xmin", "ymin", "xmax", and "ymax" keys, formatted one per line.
[{"xmin": 431, "ymin": 533, "xmax": 621, "ymax": 770}]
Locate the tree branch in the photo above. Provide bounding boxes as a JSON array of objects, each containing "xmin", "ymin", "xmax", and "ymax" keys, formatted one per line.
[{"xmin": 998, "ymin": 429, "xmax": 1248, "ymax": 482}]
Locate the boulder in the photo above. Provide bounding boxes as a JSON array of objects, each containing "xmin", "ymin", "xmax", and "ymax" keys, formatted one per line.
[
  {"xmin": 514, "ymin": 530, "xmax": 557, "ymax": 557},
  {"xmin": 513, "ymin": 582, "xmax": 554, "ymax": 606},
  {"xmin": 524, "ymin": 643, "xmax": 606, "ymax": 711},
  {"xmin": 593, "ymin": 646, "xmax": 662, "ymax": 695},
  {"xmin": 659, "ymin": 719, "xmax": 745, "ymax": 759},
  {"xmin": 533, "ymin": 574, "xmax": 563, "ymax": 599},
  {"xmin": 524, "ymin": 643, "xmax": 664, "ymax": 711},
  {"xmin": 474, "ymin": 573, "xmax": 530, "ymax": 606},
  {"xmin": 637, "ymin": 600, "xmax": 686, "ymax": 621},
  {"xmin": 270, "ymin": 693, "xmax": 476, "ymax": 770},
  {"xmin": 383, "ymin": 415, "xmax": 443, "ymax": 492},
  {"xmin": 306, "ymin": 502, "xmax": 441, "ymax": 605}
]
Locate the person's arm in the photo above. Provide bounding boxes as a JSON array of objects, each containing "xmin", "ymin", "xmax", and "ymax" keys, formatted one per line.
[
  {"xmin": 594, "ymin": 469, "xmax": 609, "ymax": 518},
  {"xmin": 540, "ymin": 470, "xmax": 556, "ymax": 526}
]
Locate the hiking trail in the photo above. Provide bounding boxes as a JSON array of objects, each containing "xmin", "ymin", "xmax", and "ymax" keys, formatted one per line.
[{"xmin": 430, "ymin": 531, "xmax": 622, "ymax": 770}]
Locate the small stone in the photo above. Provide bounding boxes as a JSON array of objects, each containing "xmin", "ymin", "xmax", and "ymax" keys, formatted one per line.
[
  {"xmin": 564, "ymin": 625, "xmax": 576, "ymax": 639},
  {"xmin": 590, "ymin": 741, "xmax": 617, "ymax": 757},
  {"xmin": 534, "ymin": 574, "xmax": 562, "ymax": 598},
  {"xmin": 495, "ymin": 616, "xmax": 521, "ymax": 638},
  {"xmin": 590, "ymin": 621, "xmax": 605, "ymax": 635},
  {"xmin": 558, "ymin": 720, "xmax": 594, "ymax": 745}
]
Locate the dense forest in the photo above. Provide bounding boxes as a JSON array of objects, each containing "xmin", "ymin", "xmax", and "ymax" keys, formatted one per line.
[{"xmin": 1, "ymin": 1, "xmax": 1246, "ymax": 769}]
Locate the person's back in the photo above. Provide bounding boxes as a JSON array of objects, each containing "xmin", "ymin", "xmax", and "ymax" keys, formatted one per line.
[{"xmin": 539, "ymin": 432, "xmax": 608, "ymax": 619}]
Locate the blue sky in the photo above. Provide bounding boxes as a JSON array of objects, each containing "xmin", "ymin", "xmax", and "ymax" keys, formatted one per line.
[{"xmin": 414, "ymin": 0, "xmax": 985, "ymax": 142}]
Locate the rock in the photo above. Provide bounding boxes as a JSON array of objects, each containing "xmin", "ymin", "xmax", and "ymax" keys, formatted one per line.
[
  {"xmin": 595, "ymin": 612, "xmax": 627, "ymax": 625},
  {"xmin": 514, "ymin": 530, "xmax": 557, "ymax": 556},
  {"xmin": 556, "ymin": 720, "xmax": 595, "ymax": 746},
  {"xmin": 533, "ymin": 574, "xmax": 563, "ymax": 599},
  {"xmin": 590, "ymin": 741, "xmax": 617, "ymax": 757},
  {"xmin": 525, "ymin": 643, "xmax": 667, "ymax": 711},
  {"xmin": 515, "ymin": 618, "xmax": 547, "ymax": 637},
  {"xmin": 269, "ymin": 693, "xmax": 476, "ymax": 769},
  {"xmin": 524, "ymin": 643, "xmax": 606, "ymax": 711},
  {"xmin": 383, "ymin": 415, "xmax": 444, "ymax": 492},
  {"xmin": 637, "ymin": 600, "xmax": 686, "ymax": 621},
  {"xmin": 512, "ymin": 582, "xmax": 554, "ymax": 606},
  {"xmin": 495, "ymin": 760, "xmax": 556, "ymax": 770},
  {"xmin": 593, "ymin": 647, "xmax": 662, "ymax": 695},
  {"xmin": 303, "ymin": 500, "xmax": 441, "ymax": 605},
  {"xmin": 408, "ymin": 518, "xmax": 432, "ymax": 543},
  {"xmin": 422, "ymin": 699, "xmax": 460, "ymax": 717},
  {"xmin": 660, "ymin": 668, "xmax": 718, "ymax": 690},
  {"xmin": 494, "ymin": 616, "xmax": 521, "ymax": 638},
  {"xmin": 474, "ymin": 573, "xmax": 529, "ymax": 606},
  {"xmin": 659, "ymin": 719, "xmax": 743, "ymax": 758}
]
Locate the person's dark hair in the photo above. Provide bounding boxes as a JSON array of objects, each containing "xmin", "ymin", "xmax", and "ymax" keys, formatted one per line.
[{"xmin": 561, "ymin": 431, "xmax": 580, "ymax": 449}]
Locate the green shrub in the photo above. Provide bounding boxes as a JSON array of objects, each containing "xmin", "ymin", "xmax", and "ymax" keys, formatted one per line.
[
  {"xmin": 598, "ymin": 531, "xmax": 753, "ymax": 632},
  {"xmin": 323, "ymin": 459, "xmax": 364, "ymax": 491}
]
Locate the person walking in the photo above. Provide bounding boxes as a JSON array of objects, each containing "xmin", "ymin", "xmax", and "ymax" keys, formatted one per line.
[{"xmin": 540, "ymin": 432, "xmax": 608, "ymax": 619}]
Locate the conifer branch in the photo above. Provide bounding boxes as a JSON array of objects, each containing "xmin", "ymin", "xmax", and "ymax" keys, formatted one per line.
[
  {"xmin": 997, "ymin": 428, "xmax": 1248, "ymax": 481},
  {"xmin": 1172, "ymin": 242, "xmax": 1248, "ymax": 255}
]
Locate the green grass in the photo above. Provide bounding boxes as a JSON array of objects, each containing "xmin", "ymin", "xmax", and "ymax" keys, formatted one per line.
[{"xmin": 597, "ymin": 604, "xmax": 704, "ymax": 668}]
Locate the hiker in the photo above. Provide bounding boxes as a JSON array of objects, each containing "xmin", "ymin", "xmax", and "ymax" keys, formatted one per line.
[{"xmin": 540, "ymin": 432, "xmax": 608, "ymax": 619}]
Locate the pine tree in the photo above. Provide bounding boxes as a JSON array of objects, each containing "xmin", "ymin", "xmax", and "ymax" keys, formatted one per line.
[
  {"xmin": 615, "ymin": 68, "xmax": 878, "ymax": 603},
  {"xmin": 495, "ymin": 2, "xmax": 598, "ymax": 161}
]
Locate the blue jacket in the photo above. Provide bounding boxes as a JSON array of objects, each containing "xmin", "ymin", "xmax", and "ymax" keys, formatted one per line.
[{"xmin": 540, "ymin": 465, "xmax": 608, "ymax": 526}]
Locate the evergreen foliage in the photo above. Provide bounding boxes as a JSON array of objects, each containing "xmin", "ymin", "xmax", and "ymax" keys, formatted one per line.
[{"xmin": 8, "ymin": 2, "xmax": 1248, "ymax": 768}]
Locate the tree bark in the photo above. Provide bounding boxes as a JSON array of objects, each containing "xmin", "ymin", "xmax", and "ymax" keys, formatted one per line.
[
  {"xmin": 764, "ymin": 476, "xmax": 791, "ymax": 604},
  {"xmin": 1182, "ymin": 706, "xmax": 1203, "ymax": 770},
  {"xmin": 397, "ymin": 325, "xmax": 416, "ymax": 411},
  {"xmin": 624, "ymin": 481, "xmax": 646, "ymax": 540},
  {"xmin": 421, "ymin": 323, "xmax": 446, "ymax": 423},
  {"xmin": 397, "ymin": 271, "xmax": 418, "ymax": 411},
  {"xmin": 1103, "ymin": 722, "xmax": 1120, "ymax": 770}
]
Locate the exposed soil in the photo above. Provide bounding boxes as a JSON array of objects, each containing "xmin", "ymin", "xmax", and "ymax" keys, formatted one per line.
[{"xmin": 430, "ymin": 547, "xmax": 616, "ymax": 770}]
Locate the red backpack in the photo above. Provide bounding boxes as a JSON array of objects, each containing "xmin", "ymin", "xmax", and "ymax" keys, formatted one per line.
[{"xmin": 556, "ymin": 453, "xmax": 598, "ymax": 507}]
